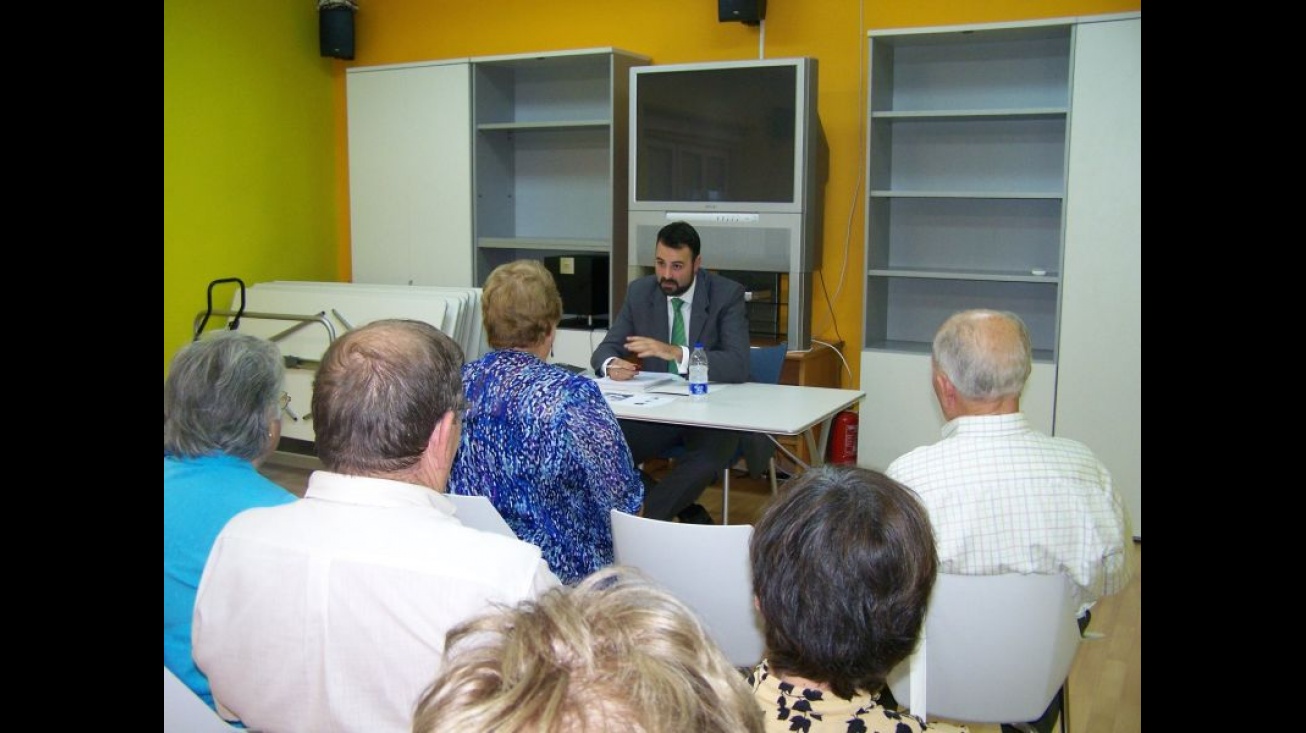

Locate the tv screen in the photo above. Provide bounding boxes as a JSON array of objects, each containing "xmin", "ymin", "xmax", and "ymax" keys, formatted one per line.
[{"xmin": 632, "ymin": 61, "xmax": 803, "ymax": 208}]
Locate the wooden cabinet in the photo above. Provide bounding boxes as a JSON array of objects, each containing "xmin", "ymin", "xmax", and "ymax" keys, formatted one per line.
[{"xmin": 779, "ymin": 340, "xmax": 843, "ymax": 391}]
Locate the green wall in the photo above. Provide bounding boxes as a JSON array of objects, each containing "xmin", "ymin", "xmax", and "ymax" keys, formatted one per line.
[{"xmin": 164, "ymin": 0, "xmax": 340, "ymax": 374}]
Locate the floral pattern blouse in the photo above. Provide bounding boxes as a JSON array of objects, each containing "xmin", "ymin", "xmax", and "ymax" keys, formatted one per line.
[
  {"xmin": 449, "ymin": 349, "xmax": 643, "ymax": 583},
  {"xmin": 749, "ymin": 660, "xmax": 965, "ymax": 733}
]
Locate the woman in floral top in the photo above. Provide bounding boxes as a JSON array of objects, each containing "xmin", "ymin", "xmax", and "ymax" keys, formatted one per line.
[{"xmin": 448, "ymin": 260, "xmax": 643, "ymax": 584}]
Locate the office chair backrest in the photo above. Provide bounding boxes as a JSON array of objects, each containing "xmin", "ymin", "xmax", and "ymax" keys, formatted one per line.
[
  {"xmin": 164, "ymin": 666, "xmax": 242, "ymax": 733},
  {"xmin": 445, "ymin": 493, "xmax": 518, "ymax": 539},
  {"xmin": 886, "ymin": 572, "xmax": 1082, "ymax": 725},
  {"xmin": 609, "ymin": 509, "xmax": 764, "ymax": 668},
  {"xmin": 736, "ymin": 343, "xmax": 789, "ymax": 482},
  {"xmin": 748, "ymin": 342, "xmax": 788, "ymax": 384}
]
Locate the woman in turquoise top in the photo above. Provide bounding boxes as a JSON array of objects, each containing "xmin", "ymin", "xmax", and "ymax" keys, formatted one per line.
[
  {"xmin": 163, "ymin": 331, "xmax": 295, "ymax": 709},
  {"xmin": 449, "ymin": 260, "xmax": 643, "ymax": 584}
]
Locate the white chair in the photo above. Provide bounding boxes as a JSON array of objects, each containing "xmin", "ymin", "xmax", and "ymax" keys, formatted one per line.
[
  {"xmin": 609, "ymin": 509, "xmax": 764, "ymax": 668},
  {"xmin": 445, "ymin": 493, "xmax": 518, "ymax": 539},
  {"xmin": 886, "ymin": 573, "xmax": 1082, "ymax": 732},
  {"xmin": 164, "ymin": 666, "xmax": 242, "ymax": 733}
]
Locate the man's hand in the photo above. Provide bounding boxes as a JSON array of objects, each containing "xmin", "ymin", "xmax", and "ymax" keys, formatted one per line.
[
  {"xmin": 605, "ymin": 358, "xmax": 640, "ymax": 381},
  {"xmin": 624, "ymin": 336, "xmax": 679, "ymax": 364}
]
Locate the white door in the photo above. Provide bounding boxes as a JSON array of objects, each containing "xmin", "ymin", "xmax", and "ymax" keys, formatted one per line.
[{"xmin": 347, "ymin": 61, "xmax": 473, "ymax": 287}]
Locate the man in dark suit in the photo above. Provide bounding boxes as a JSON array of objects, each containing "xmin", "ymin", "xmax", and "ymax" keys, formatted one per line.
[{"xmin": 591, "ymin": 221, "xmax": 750, "ymax": 523}]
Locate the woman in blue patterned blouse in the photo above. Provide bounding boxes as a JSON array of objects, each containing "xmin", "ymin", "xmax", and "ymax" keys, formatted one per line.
[{"xmin": 449, "ymin": 259, "xmax": 644, "ymax": 583}]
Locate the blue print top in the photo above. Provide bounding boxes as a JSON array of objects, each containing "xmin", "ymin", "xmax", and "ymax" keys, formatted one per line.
[{"xmin": 449, "ymin": 349, "xmax": 644, "ymax": 583}]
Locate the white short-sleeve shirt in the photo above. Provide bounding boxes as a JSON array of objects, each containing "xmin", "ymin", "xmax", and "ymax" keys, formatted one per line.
[{"xmin": 193, "ymin": 471, "xmax": 559, "ymax": 733}]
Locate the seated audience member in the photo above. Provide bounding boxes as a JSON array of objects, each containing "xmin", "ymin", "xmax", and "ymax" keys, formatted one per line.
[
  {"xmin": 412, "ymin": 565, "xmax": 765, "ymax": 733},
  {"xmin": 449, "ymin": 259, "xmax": 643, "ymax": 584},
  {"xmin": 885, "ymin": 309, "xmax": 1132, "ymax": 620},
  {"xmin": 163, "ymin": 331, "xmax": 296, "ymax": 709},
  {"xmin": 886, "ymin": 308, "xmax": 1132, "ymax": 733},
  {"xmin": 193, "ymin": 319, "xmax": 559, "ymax": 733},
  {"xmin": 749, "ymin": 465, "xmax": 951, "ymax": 733}
]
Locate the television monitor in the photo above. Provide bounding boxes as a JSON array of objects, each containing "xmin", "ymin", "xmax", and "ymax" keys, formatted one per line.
[{"xmin": 630, "ymin": 58, "xmax": 818, "ymax": 215}]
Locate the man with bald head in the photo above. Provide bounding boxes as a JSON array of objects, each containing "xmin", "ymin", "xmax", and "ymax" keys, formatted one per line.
[
  {"xmin": 887, "ymin": 309, "xmax": 1132, "ymax": 617},
  {"xmin": 193, "ymin": 319, "xmax": 558, "ymax": 733},
  {"xmin": 885, "ymin": 309, "xmax": 1131, "ymax": 732}
]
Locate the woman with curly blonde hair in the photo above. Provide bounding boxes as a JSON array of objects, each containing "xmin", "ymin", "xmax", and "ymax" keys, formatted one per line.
[{"xmin": 412, "ymin": 565, "xmax": 764, "ymax": 733}]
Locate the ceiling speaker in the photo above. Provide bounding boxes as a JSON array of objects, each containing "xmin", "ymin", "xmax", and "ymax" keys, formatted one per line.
[{"xmin": 719, "ymin": 0, "xmax": 766, "ymax": 25}]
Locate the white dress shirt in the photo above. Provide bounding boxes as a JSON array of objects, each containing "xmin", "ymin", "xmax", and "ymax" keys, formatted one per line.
[
  {"xmin": 193, "ymin": 471, "xmax": 559, "ymax": 733},
  {"xmin": 600, "ymin": 276, "xmax": 699, "ymax": 376},
  {"xmin": 886, "ymin": 412, "xmax": 1132, "ymax": 616}
]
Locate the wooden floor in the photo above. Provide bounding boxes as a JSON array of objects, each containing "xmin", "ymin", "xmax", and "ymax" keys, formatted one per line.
[{"xmin": 260, "ymin": 454, "xmax": 1141, "ymax": 733}]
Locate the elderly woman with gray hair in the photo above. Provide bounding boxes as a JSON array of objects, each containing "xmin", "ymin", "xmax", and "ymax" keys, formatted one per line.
[{"xmin": 163, "ymin": 331, "xmax": 296, "ymax": 710}]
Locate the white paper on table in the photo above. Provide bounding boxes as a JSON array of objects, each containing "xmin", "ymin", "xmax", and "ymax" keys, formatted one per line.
[
  {"xmin": 604, "ymin": 392, "xmax": 678, "ymax": 407},
  {"xmin": 592, "ymin": 371, "xmax": 684, "ymax": 393},
  {"xmin": 643, "ymin": 382, "xmax": 732, "ymax": 397}
]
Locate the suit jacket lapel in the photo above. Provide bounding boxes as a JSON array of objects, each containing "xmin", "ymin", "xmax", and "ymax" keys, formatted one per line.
[
  {"xmin": 689, "ymin": 271, "xmax": 710, "ymax": 346},
  {"xmin": 647, "ymin": 281, "xmax": 670, "ymax": 343}
]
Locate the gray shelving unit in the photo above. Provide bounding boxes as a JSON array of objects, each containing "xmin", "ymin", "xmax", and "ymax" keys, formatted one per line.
[
  {"xmin": 863, "ymin": 24, "xmax": 1072, "ymax": 362},
  {"xmin": 472, "ymin": 48, "xmax": 651, "ymax": 317}
]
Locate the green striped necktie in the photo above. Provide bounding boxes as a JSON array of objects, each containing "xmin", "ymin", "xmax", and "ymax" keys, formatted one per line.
[{"xmin": 669, "ymin": 297, "xmax": 686, "ymax": 373}]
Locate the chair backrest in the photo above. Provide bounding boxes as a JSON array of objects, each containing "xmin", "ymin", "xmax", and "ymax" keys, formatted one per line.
[
  {"xmin": 609, "ymin": 509, "xmax": 764, "ymax": 668},
  {"xmin": 886, "ymin": 572, "xmax": 1082, "ymax": 724},
  {"xmin": 748, "ymin": 342, "xmax": 789, "ymax": 384},
  {"xmin": 445, "ymin": 493, "xmax": 518, "ymax": 539},
  {"xmin": 738, "ymin": 343, "xmax": 790, "ymax": 478},
  {"xmin": 164, "ymin": 666, "xmax": 242, "ymax": 733}
]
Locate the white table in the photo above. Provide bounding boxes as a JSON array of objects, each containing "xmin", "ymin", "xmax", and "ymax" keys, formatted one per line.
[{"xmin": 605, "ymin": 382, "xmax": 865, "ymax": 470}]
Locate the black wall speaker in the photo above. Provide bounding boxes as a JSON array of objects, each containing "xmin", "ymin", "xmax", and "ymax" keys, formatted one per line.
[
  {"xmin": 718, "ymin": 0, "xmax": 766, "ymax": 25},
  {"xmin": 319, "ymin": 8, "xmax": 355, "ymax": 60}
]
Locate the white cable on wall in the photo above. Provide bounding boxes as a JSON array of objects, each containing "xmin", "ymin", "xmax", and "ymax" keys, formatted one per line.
[{"xmin": 828, "ymin": 0, "xmax": 867, "ymax": 309}]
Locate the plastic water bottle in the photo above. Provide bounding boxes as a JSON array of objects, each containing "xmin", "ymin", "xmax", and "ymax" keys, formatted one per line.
[{"xmin": 688, "ymin": 342, "xmax": 709, "ymax": 402}]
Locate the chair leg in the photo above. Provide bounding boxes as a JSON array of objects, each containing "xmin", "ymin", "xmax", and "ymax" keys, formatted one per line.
[
  {"xmin": 1059, "ymin": 681, "xmax": 1069, "ymax": 733},
  {"xmin": 768, "ymin": 456, "xmax": 778, "ymax": 495},
  {"xmin": 722, "ymin": 468, "xmax": 730, "ymax": 524}
]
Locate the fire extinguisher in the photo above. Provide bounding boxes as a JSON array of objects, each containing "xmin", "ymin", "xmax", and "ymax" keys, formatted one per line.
[{"xmin": 827, "ymin": 410, "xmax": 859, "ymax": 465}]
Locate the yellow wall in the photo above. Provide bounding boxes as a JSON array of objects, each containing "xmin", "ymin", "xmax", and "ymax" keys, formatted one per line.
[
  {"xmin": 164, "ymin": 0, "xmax": 1139, "ymax": 381},
  {"xmin": 327, "ymin": 0, "xmax": 1138, "ymax": 386},
  {"xmin": 164, "ymin": 0, "xmax": 340, "ymax": 374}
]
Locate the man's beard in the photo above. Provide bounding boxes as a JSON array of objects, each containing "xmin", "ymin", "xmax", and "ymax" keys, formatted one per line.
[{"xmin": 659, "ymin": 273, "xmax": 694, "ymax": 297}]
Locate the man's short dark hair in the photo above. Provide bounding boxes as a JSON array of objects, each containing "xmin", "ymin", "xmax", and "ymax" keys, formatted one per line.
[{"xmin": 657, "ymin": 220, "xmax": 701, "ymax": 259}]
